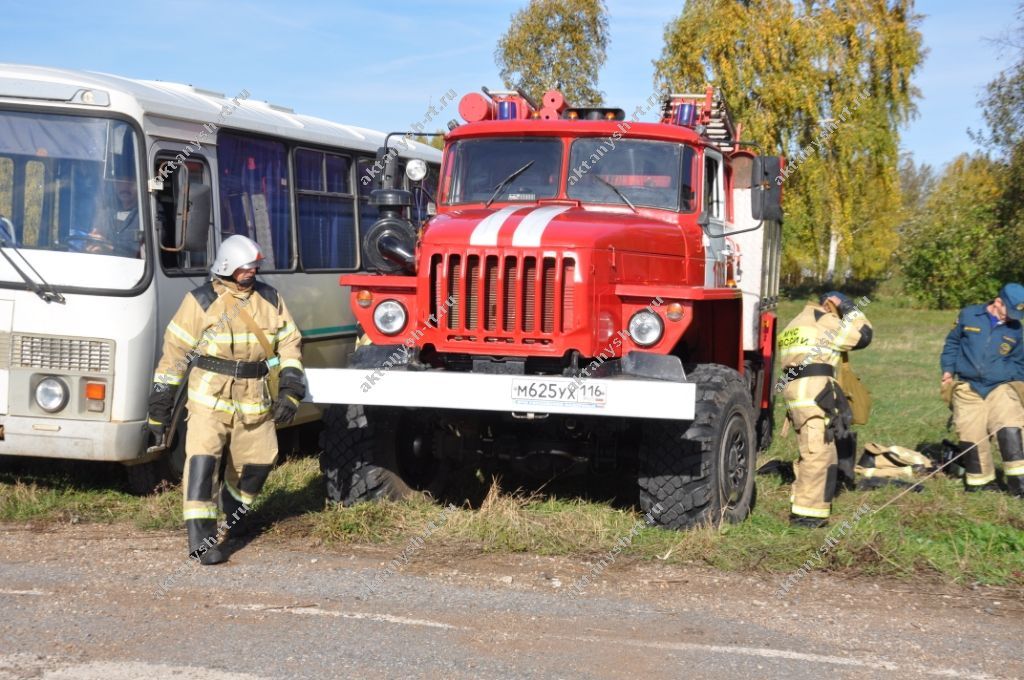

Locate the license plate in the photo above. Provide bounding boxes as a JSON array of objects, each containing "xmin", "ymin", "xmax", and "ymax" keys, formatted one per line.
[{"xmin": 510, "ymin": 379, "xmax": 606, "ymax": 409}]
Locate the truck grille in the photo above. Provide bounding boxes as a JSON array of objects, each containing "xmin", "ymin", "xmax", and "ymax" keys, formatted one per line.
[
  {"xmin": 14, "ymin": 334, "xmax": 112, "ymax": 373},
  {"xmin": 430, "ymin": 252, "xmax": 576, "ymax": 342}
]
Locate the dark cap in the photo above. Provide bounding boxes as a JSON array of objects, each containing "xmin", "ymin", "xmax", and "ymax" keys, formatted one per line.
[{"xmin": 1000, "ymin": 283, "xmax": 1024, "ymax": 321}]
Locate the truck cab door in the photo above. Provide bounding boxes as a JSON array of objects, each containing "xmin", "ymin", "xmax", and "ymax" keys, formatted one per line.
[{"xmin": 701, "ymin": 149, "xmax": 727, "ymax": 287}]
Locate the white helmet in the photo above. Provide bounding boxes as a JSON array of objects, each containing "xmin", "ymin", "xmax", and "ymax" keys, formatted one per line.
[{"xmin": 211, "ymin": 235, "xmax": 264, "ymax": 276}]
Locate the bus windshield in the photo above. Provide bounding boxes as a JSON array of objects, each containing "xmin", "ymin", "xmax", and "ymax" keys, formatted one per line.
[{"xmin": 0, "ymin": 111, "xmax": 143, "ymax": 259}]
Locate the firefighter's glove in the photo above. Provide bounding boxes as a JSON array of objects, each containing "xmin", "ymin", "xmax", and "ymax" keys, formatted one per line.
[
  {"xmin": 272, "ymin": 369, "xmax": 305, "ymax": 424},
  {"xmin": 147, "ymin": 383, "xmax": 175, "ymax": 440},
  {"xmin": 273, "ymin": 392, "xmax": 301, "ymax": 425}
]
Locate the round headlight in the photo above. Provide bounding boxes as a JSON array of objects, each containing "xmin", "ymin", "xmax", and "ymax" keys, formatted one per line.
[
  {"xmin": 405, "ymin": 159, "xmax": 428, "ymax": 182},
  {"xmin": 35, "ymin": 377, "xmax": 69, "ymax": 413},
  {"xmin": 373, "ymin": 300, "xmax": 408, "ymax": 336},
  {"xmin": 628, "ymin": 311, "xmax": 664, "ymax": 347}
]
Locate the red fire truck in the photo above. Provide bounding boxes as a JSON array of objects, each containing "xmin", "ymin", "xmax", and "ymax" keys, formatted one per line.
[{"xmin": 306, "ymin": 87, "xmax": 783, "ymax": 529}]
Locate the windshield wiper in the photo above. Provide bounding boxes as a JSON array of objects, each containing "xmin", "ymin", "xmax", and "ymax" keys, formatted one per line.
[
  {"xmin": 485, "ymin": 161, "xmax": 535, "ymax": 208},
  {"xmin": 0, "ymin": 217, "xmax": 65, "ymax": 304},
  {"xmin": 594, "ymin": 176, "xmax": 638, "ymax": 214}
]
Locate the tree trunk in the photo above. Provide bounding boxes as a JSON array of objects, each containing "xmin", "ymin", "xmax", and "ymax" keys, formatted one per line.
[{"xmin": 825, "ymin": 231, "xmax": 841, "ymax": 283}]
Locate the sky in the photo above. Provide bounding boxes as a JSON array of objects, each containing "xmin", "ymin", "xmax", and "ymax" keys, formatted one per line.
[{"xmin": 0, "ymin": 0, "xmax": 1017, "ymax": 170}]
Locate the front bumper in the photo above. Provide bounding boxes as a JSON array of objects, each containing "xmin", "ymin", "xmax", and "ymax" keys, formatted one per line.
[
  {"xmin": 0, "ymin": 416, "xmax": 146, "ymax": 462},
  {"xmin": 305, "ymin": 367, "xmax": 695, "ymax": 420}
]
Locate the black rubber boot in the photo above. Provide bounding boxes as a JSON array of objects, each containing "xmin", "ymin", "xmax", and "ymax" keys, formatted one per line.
[
  {"xmin": 1006, "ymin": 476, "xmax": 1024, "ymax": 498},
  {"xmin": 997, "ymin": 428, "xmax": 1024, "ymax": 498},
  {"xmin": 220, "ymin": 486, "xmax": 252, "ymax": 540},
  {"xmin": 789, "ymin": 514, "xmax": 827, "ymax": 529},
  {"xmin": 959, "ymin": 442, "xmax": 998, "ymax": 491},
  {"xmin": 186, "ymin": 518, "xmax": 226, "ymax": 565}
]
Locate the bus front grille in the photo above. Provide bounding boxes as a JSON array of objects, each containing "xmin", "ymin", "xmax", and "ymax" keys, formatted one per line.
[{"xmin": 14, "ymin": 334, "xmax": 112, "ymax": 373}]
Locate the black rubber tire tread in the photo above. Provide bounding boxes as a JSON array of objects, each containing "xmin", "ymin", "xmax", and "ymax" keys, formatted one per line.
[
  {"xmin": 637, "ymin": 364, "xmax": 757, "ymax": 530},
  {"xmin": 123, "ymin": 418, "xmax": 187, "ymax": 496},
  {"xmin": 319, "ymin": 404, "xmax": 416, "ymax": 505},
  {"xmin": 124, "ymin": 459, "xmax": 163, "ymax": 495}
]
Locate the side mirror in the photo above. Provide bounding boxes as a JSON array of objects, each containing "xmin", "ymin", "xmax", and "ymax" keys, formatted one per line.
[{"xmin": 751, "ymin": 156, "xmax": 783, "ymax": 222}]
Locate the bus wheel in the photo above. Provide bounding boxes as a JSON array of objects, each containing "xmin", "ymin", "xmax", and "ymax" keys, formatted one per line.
[
  {"xmin": 123, "ymin": 419, "xmax": 186, "ymax": 495},
  {"xmin": 637, "ymin": 364, "xmax": 757, "ymax": 529},
  {"xmin": 319, "ymin": 404, "xmax": 448, "ymax": 505}
]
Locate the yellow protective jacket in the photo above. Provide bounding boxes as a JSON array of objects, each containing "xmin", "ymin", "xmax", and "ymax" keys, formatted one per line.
[
  {"xmin": 153, "ymin": 277, "xmax": 303, "ymax": 424},
  {"xmin": 778, "ymin": 302, "xmax": 872, "ymax": 428},
  {"xmin": 778, "ymin": 302, "xmax": 872, "ymax": 372}
]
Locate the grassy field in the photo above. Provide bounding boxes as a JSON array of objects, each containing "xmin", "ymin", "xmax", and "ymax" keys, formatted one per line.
[{"xmin": 2, "ymin": 297, "xmax": 1023, "ymax": 589}]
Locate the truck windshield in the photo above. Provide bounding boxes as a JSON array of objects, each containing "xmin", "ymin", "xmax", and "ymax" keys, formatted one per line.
[
  {"xmin": 0, "ymin": 111, "xmax": 143, "ymax": 259},
  {"xmin": 446, "ymin": 137, "xmax": 562, "ymax": 204},
  {"xmin": 568, "ymin": 139, "xmax": 695, "ymax": 212}
]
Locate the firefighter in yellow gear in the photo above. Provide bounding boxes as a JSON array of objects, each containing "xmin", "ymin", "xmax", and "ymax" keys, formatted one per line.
[
  {"xmin": 147, "ymin": 235, "xmax": 305, "ymax": 564},
  {"xmin": 778, "ymin": 291, "xmax": 872, "ymax": 527}
]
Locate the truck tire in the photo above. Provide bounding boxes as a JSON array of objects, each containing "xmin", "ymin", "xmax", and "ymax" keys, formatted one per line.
[
  {"xmin": 637, "ymin": 364, "xmax": 757, "ymax": 529},
  {"xmin": 319, "ymin": 404, "xmax": 447, "ymax": 505}
]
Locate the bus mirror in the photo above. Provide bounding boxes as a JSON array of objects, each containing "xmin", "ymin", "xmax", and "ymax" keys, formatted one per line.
[
  {"xmin": 184, "ymin": 184, "xmax": 211, "ymax": 251},
  {"xmin": 751, "ymin": 156, "xmax": 783, "ymax": 222}
]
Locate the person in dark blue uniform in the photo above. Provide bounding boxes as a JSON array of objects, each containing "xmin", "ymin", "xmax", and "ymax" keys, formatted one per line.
[{"xmin": 941, "ymin": 283, "xmax": 1024, "ymax": 495}]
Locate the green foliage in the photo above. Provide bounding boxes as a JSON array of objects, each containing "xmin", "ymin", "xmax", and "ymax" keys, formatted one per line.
[
  {"xmin": 495, "ymin": 0, "xmax": 609, "ymax": 106},
  {"xmin": 898, "ymin": 155, "xmax": 1004, "ymax": 308},
  {"xmin": 899, "ymin": 2, "xmax": 1024, "ymax": 308},
  {"xmin": 654, "ymin": 0, "xmax": 924, "ymax": 284},
  {"xmin": 412, "ymin": 134, "xmax": 445, "ymax": 151},
  {"xmin": 974, "ymin": 4, "xmax": 1024, "ymax": 282}
]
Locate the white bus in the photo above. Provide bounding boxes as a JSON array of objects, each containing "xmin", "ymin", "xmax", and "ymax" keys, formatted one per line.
[{"xmin": 0, "ymin": 64, "xmax": 441, "ymax": 490}]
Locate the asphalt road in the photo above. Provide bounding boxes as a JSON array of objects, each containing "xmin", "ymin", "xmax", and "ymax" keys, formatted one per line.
[{"xmin": 0, "ymin": 523, "xmax": 1020, "ymax": 679}]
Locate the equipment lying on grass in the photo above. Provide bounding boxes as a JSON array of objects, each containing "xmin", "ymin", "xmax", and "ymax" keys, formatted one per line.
[{"xmin": 855, "ymin": 443, "xmax": 934, "ymax": 480}]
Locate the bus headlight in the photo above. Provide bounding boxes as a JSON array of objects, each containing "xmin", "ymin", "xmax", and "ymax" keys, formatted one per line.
[
  {"xmin": 35, "ymin": 377, "xmax": 69, "ymax": 413},
  {"xmin": 373, "ymin": 300, "xmax": 407, "ymax": 336},
  {"xmin": 628, "ymin": 311, "xmax": 664, "ymax": 347}
]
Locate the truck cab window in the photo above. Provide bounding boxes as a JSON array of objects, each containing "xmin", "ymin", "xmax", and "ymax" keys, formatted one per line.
[{"xmin": 704, "ymin": 154, "xmax": 722, "ymax": 219}]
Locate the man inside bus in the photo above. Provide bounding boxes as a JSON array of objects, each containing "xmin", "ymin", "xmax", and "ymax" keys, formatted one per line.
[
  {"xmin": 81, "ymin": 175, "xmax": 142, "ymax": 257},
  {"xmin": 146, "ymin": 235, "xmax": 306, "ymax": 564}
]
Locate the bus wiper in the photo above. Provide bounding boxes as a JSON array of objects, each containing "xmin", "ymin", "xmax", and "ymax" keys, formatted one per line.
[
  {"xmin": 0, "ymin": 217, "xmax": 65, "ymax": 304},
  {"xmin": 595, "ymin": 176, "xmax": 638, "ymax": 214},
  {"xmin": 485, "ymin": 161, "xmax": 535, "ymax": 207}
]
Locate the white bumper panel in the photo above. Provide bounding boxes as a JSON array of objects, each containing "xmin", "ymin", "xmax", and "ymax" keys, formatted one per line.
[
  {"xmin": 0, "ymin": 416, "xmax": 146, "ymax": 462},
  {"xmin": 305, "ymin": 369, "xmax": 695, "ymax": 420}
]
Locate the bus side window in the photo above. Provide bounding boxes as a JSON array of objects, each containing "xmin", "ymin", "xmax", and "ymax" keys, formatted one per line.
[
  {"xmin": 356, "ymin": 157, "xmax": 380, "ymax": 250},
  {"xmin": 155, "ymin": 157, "xmax": 211, "ymax": 273},
  {"xmin": 295, "ymin": 147, "xmax": 356, "ymax": 270},
  {"xmin": 216, "ymin": 131, "xmax": 293, "ymax": 271}
]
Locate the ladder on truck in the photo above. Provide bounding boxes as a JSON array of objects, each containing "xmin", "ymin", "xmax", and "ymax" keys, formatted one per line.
[{"xmin": 663, "ymin": 86, "xmax": 739, "ymax": 151}]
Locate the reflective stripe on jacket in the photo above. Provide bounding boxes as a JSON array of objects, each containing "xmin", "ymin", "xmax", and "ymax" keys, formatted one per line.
[
  {"xmin": 153, "ymin": 277, "xmax": 303, "ymax": 423},
  {"xmin": 778, "ymin": 302, "xmax": 872, "ymax": 371}
]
